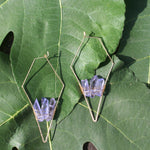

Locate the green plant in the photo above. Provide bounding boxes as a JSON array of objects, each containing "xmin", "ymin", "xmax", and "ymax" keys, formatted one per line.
[{"xmin": 0, "ymin": 0, "xmax": 149, "ymax": 150}]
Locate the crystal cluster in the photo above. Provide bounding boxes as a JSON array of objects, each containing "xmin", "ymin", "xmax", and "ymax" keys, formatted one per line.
[
  {"xmin": 81, "ymin": 75, "xmax": 105, "ymax": 98},
  {"xmin": 33, "ymin": 97, "xmax": 56, "ymax": 122}
]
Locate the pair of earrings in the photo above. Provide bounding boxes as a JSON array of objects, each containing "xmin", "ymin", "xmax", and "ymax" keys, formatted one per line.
[{"xmin": 22, "ymin": 32, "xmax": 114, "ymax": 143}]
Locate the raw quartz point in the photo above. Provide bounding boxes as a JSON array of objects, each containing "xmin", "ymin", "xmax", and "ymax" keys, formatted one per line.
[
  {"xmin": 41, "ymin": 98, "xmax": 49, "ymax": 121},
  {"xmin": 81, "ymin": 79, "xmax": 90, "ymax": 97},
  {"xmin": 81, "ymin": 75, "xmax": 105, "ymax": 98},
  {"xmin": 33, "ymin": 98, "xmax": 56, "ymax": 122},
  {"xmin": 33, "ymin": 98, "xmax": 44, "ymax": 122},
  {"xmin": 90, "ymin": 75, "xmax": 105, "ymax": 97},
  {"xmin": 46, "ymin": 98, "xmax": 56, "ymax": 121}
]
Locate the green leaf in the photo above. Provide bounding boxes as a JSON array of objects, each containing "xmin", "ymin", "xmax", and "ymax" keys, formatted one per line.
[
  {"xmin": 0, "ymin": 0, "xmax": 125, "ymax": 120},
  {"xmin": 96, "ymin": 55, "xmax": 124, "ymax": 78},
  {"xmin": 51, "ymin": 67, "xmax": 150, "ymax": 150},
  {"xmin": 0, "ymin": 52, "xmax": 56, "ymax": 149},
  {"xmin": 3, "ymin": 59, "xmax": 149, "ymax": 150},
  {"xmin": 0, "ymin": 52, "xmax": 29, "ymax": 149},
  {"xmin": 0, "ymin": 0, "xmax": 6, "ymax": 5},
  {"xmin": 118, "ymin": 0, "xmax": 150, "ymax": 84}
]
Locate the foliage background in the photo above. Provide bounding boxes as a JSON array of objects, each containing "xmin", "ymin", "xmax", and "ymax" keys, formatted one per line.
[{"xmin": 0, "ymin": 0, "xmax": 149, "ymax": 150}]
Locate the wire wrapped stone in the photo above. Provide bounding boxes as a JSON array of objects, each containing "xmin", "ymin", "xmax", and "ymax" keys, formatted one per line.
[
  {"xmin": 81, "ymin": 75, "xmax": 105, "ymax": 98},
  {"xmin": 33, "ymin": 98, "xmax": 56, "ymax": 122},
  {"xmin": 46, "ymin": 98, "xmax": 56, "ymax": 121},
  {"xmin": 81, "ymin": 79, "xmax": 90, "ymax": 97}
]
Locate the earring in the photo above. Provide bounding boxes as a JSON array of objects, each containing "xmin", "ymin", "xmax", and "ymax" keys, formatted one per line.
[
  {"xmin": 70, "ymin": 32, "xmax": 114, "ymax": 122},
  {"xmin": 22, "ymin": 52, "xmax": 64, "ymax": 143}
]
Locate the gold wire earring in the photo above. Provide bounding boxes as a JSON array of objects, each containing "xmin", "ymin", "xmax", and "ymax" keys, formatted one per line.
[
  {"xmin": 22, "ymin": 52, "xmax": 64, "ymax": 143},
  {"xmin": 70, "ymin": 32, "xmax": 114, "ymax": 122}
]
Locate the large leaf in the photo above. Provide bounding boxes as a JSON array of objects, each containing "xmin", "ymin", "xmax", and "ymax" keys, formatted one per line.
[
  {"xmin": 51, "ymin": 66, "xmax": 150, "ymax": 150},
  {"xmin": 0, "ymin": 52, "xmax": 29, "ymax": 149},
  {"xmin": 0, "ymin": 0, "xmax": 125, "ymax": 120},
  {"xmin": 118, "ymin": 0, "xmax": 150, "ymax": 84},
  {"xmin": 2, "ymin": 57, "xmax": 149, "ymax": 150},
  {"xmin": 0, "ymin": 52, "xmax": 57, "ymax": 149}
]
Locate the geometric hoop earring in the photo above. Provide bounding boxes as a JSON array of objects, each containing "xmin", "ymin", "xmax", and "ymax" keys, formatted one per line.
[
  {"xmin": 22, "ymin": 52, "xmax": 64, "ymax": 143},
  {"xmin": 70, "ymin": 32, "xmax": 114, "ymax": 122}
]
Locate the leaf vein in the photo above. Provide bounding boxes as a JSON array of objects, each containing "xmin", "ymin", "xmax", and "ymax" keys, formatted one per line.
[
  {"xmin": 0, "ymin": 103, "xmax": 29, "ymax": 127},
  {"xmin": 79, "ymin": 103, "xmax": 142, "ymax": 150}
]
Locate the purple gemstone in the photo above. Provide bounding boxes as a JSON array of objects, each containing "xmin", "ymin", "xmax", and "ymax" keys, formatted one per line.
[
  {"xmin": 46, "ymin": 98, "xmax": 56, "ymax": 121},
  {"xmin": 33, "ymin": 98, "xmax": 44, "ymax": 122},
  {"xmin": 33, "ymin": 98, "xmax": 56, "ymax": 122},
  {"xmin": 89, "ymin": 75, "xmax": 99, "ymax": 97},
  {"xmin": 81, "ymin": 79, "xmax": 91, "ymax": 97},
  {"xmin": 81, "ymin": 75, "xmax": 105, "ymax": 98},
  {"xmin": 90, "ymin": 75, "xmax": 98, "ymax": 88},
  {"xmin": 91, "ymin": 78, "xmax": 105, "ymax": 97},
  {"xmin": 49, "ymin": 98, "xmax": 56, "ymax": 109},
  {"xmin": 41, "ymin": 98, "xmax": 49, "ymax": 120}
]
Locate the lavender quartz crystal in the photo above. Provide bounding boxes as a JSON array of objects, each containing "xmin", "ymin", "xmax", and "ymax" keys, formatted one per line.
[
  {"xmin": 33, "ymin": 97, "xmax": 56, "ymax": 122},
  {"xmin": 81, "ymin": 75, "xmax": 105, "ymax": 98}
]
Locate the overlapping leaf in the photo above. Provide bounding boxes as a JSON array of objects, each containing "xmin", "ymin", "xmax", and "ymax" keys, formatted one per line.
[
  {"xmin": 0, "ymin": 0, "xmax": 125, "ymax": 120},
  {"xmin": 51, "ymin": 66, "xmax": 150, "ymax": 150},
  {"xmin": 2, "ymin": 57, "xmax": 149, "ymax": 150},
  {"xmin": 0, "ymin": 0, "xmax": 126, "ymax": 149},
  {"xmin": 118, "ymin": 0, "xmax": 150, "ymax": 83}
]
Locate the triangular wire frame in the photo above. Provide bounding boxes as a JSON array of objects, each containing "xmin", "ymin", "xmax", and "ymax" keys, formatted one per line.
[
  {"xmin": 22, "ymin": 52, "xmax": 64, "ymax": 143},
  {"xmin": 70, "ymin": 32, "xmax": 114, "ymax": 122}
]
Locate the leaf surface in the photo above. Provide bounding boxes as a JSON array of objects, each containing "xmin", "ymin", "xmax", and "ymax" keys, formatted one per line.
[
  {"xmin": 118, "ymin": 0, "xmax": 150, "ymax": 83},
  {"xmin": 0, "ymin": 52, "xmax": 28, "ymax": 149},
  {"xmin": 2, "ymin": 58, "xmax": 149, "ymax": 150},
  {"xmin": 0, "ymin": 0, "xmax": 125, "ymax": 120},
  {"xmin": 51, "ymin": 66, "xmax": 150, "ymax": 150},
  {"xmin": 0, "ymin": 0, "xmax": 126, "ymax": 149}
]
